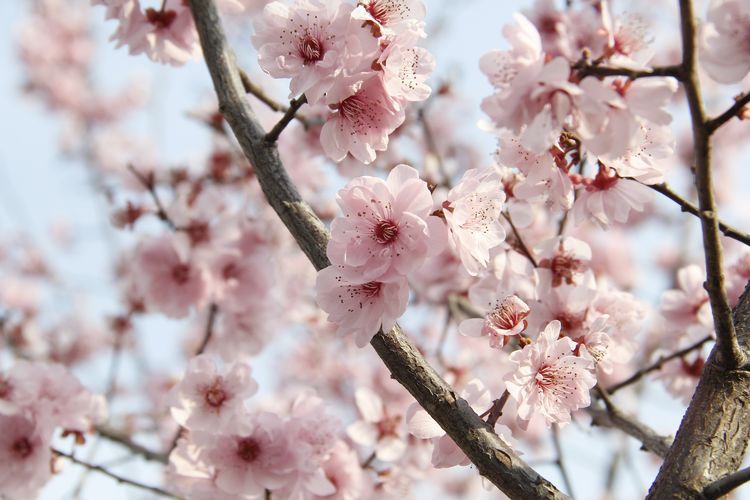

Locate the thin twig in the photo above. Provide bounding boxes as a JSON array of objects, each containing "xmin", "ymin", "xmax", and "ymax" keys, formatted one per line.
[
  {"xmin": 703, "ymin": 465, "xmax": 750, "ymax": 499},
  {"xmin": 265, "ymin": 95, "xmax": 308, "ymax": 142},
  {"xmin": 606, "ymin": 335, "xmax": 713, "ymax": 395},
  {"xmin": 571, "ymin": 60, "xmax": 682, "ymax": 81},
  {"xmin": 417, "ymin": 105, "xmax": 450, "ymax": 188},
  {"xmin": 195, "ymin": 303, "xmax": 219, "ymax": 356},
  {"xmin": 679, "ymin": 0, "xmax": 744, "ymax": 368},
  {"xmin": 483, "ymin": 390, "xmax": 511, "ymax": 428},
  {"xmin": 238, "ymin": 69, "xmax": 311, "ymax": 128},
  {"xmin": 502, "ymin": 212, "xmax": 538, "ymax": 267},
  {"xmin": 552, "ymin": 425, "xmax": 575, "ymax": 498},
  {"xmin": 95, "ymin": 425, "xmax": 168, "ymax": 464},
  {"xmin": 640, "ymin": 181, "xmax": 750, "ymax": 246},
  {"xmin": 53, "ymin": 448, "xmax": 177, "ymax": 498},
  {"xmin": 126, "ymin": 164, "xmax": 176, "ymax": 229},
  {"xmin": 706, "ymin": 91, "xmax": 750, "ymax": 133}
]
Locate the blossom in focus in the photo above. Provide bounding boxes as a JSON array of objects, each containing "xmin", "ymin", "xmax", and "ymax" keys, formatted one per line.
[
  {"xmin": 169, "ymin": 354, "xmax": 258, "ymax": 432},
  {"xmin": 571, "ymin": 164, "xmax": 651, "ymax": 228},
  {"xmin": 315, "ymin": 266, "xmax": 409, "ymax": 346},
  {"xmin": 252, "ymin": 0, "xmax": 376, "ymax": 103},
  {"xmin": 459, "ymin": 294, "xmax": 530, "ymax": 349},
  {"xmin": 441, "ymin": 167, "xmax": 506, "ymax": 276},
  {"xmin": 352, "ymin": 0, "xmax": 427, "ymax": 37},
  {"xmin": 327, "ymin": 164, "xmax": 433, "ymax": 283},
  {"xmin": 505, "ymin": 320, "xmax": 597, "ymax": 428},
  {"xmin": 699, "ymin": 0, "xmax": 750, "ymax": 83},
  {"xmin": 320, "ymin": 76, "xmax": 406, "ymax": 163}
]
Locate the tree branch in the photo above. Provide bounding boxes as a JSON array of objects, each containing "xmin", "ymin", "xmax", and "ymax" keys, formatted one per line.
[
  {"xmin": 238, "ymin": 69, "xmax": 312, "ymax": 128},
  {"xmin": 640, "ymin": 181, "xmax": 750, "ymax": 247},
  {"xmin": 590, "ymin": 387, "xmax": 673, "ymax": 459},
  {"xmin": 53, "ymin": 448, "xmax": 176, "ymax": 498},
  {"xmin": 571, "ymin": 59, "xmax": 682, "ymax": 81},
  {"xmin": 703, "ymin": 465, "xmax": 750, "ymax": 499},
  {"xmin": 606, "ymin": 335, "xmax": 713, "ymax": 395},
  {"xmin": 186, "ymin": 1, "xmax": 568, "ymax": 497},
  {"xmin": 95, "ymin": 425, "xmax": 168, "ymax": 464},
  {"xmin": 706, "ymin": 91, "xmax": 750, "ymax": 133},
  {"xmin": 677, "ymin": 0, "xmax": 743, "ymax": 369},
  {"xmin": 126, "ymin": 164, "xmax": 176, "ymax": 230},
  {"xmin": 265, "ymin": 95, "xmax": 307, "ymax": 142}
]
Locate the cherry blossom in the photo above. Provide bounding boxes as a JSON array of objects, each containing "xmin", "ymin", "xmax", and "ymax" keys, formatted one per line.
[
  {"xmin": 133, "ymin": 234, "xmax": 208, "ymax": 319},
  {"xmin": 0, "ymin": 414, "xmax": 52, "ymax": 499},
  {"xmin": 381, "ymin": 44, "xmax": 435, "ymax": 103},
  {"xmin": 459, "ymin": 294, "xmax": 531, "ymax": 349},
  {"xmin": 441, "ymin": 167, "xmax": 506, "ymax": 276},
  {"xmin": 252, "ymin": 0, "xmax": 376, "ymax": 103},
  {"xmin": 320, "ymin": 76, "xmax": 406, "ymax": 163},
  {"xmin": 660, "ymin": 264, "xmax": 713, "ymax": 331},
  {"xmin": 169, "ymin": 354, "xmax": 258, "ymax": 432},
  {"xmin": 505, "ymin": 320, "xmax": 597, "ymax": 428},
  {"xmin": 535, "ymin": 236, "xmax": 592, "ymax": 289},
  {"xmin": 352, "ymin": 0, "xmax": 427, "ymax": 37},
  {"xmin": 195, "ymin": 412, "xmax": 296, "ymax": 496},
  {"xmin": 699, "ymin": 0, "xmax": 750, "ymax": 83},
  {"xmin": 327, "ymin": 164, "xmax": 433, "ymax": 283},
  {"xmin": 347, "ymin": 386, "xmax": 406, "ymax": 462},
  {"xmin": 315, "ymin": 266, "xmax": 409, "ymax": 346}
]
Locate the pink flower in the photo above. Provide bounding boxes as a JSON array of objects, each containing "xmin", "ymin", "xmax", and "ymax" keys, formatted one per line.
[
  {"xmin": 700, "ymin": 0, "xmax": 750, "ymax": 83},
  {"xmin": 505, "ymin": 320, "xmax": 597, "ymax": 428},
  {"xmin": 346, "ymin": 387, "xmax": 406, "ymax": 462},
  {"xmin": 381, "ymin": 44, "xmax": 435, "ymax": 103},
  {"xmin": 660, "ymin": 264, "xmax": 713, "ymax": 331},
  {"xmin": 459, "ymin": 295, "xmax": 530, "ymax": 349},
  {"xmin": 208, "ymin": 246, "xmax": 275, "ymax": 313},
  {"xmin": 0, "ymin": 414, "xmax": 52, "ymax": 499},
  {"xmin": 315, "ymin": 266, "xmax": 409, "ymax": 347},
  {"xmin": 327, "ymin": 164, "xmax": 433, "ymax": 283},
  {"xmin": 169, "ymin": 354, "xmax": 258, "ymax": 432},
  {"xmin": 320, "ymin": 75, "xmax": 406, "ymax": 164},
  {"xmin": 599, "ymin": 124, "xmax": 675, "ymax": 185},
  {"xmin": 99, "ymin": 0, "xmax": 200, "ymax": 66},
  {"xmin": 318, "ymin": 441, "xmax": 368, "ymax": 500},
  {"xmin": 198, "ymin": 412, "xmax": 296, "ymax": 496},
  {"xmin": 572, "ymin": 164, "xmax": 651, "ymax": 228},
  {"xmin": 535, "ymin": 236, "xmax": 592, "ymax": 289},
  {"xmin": 352, "ymin": 0, "xmax": 427, "ymax": 37},
  {"xmin": 1, "ymin": 361, "xmax": 107, "ymax": 434},
  {"xmin": 441, "ymin": 168, "xmax": 506, "ymax": 276},
  {"xmin": 133, "ymin": 235, "xmax": 208, "ymax": 319},
  {"xmin": 252, "ymin": 0, "xmax": 377, "ymax": 103}
]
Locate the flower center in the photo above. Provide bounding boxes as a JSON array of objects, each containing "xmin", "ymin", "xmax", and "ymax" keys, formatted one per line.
[
  {"xmin": 535, "ymin": 365, "xmax": 556, "ymax": 389},
  {"xmin": 376, "ymin": 414, "xmax": 401, "ymax": 437},
  {"xmin": 299, "ymin": 35, "xmax": 323, "ymax": 64},
  {"xmin": 339, "ymin": 94, "xmax": 366, "ymax": 121},
  {"xmin": 145, "ymin": 8, "xmax": 177, "ymax": 30},
  {"xmin": 360, "ymin": 282, "xmax": 382, "ymax": 297},
  {"xmin": 12, "ymin": 437, "xmax": 32, "ymax": 459},
  {"xmin": 204, "ymin": 382, "xmax": 228, "ymax": 408},
  {"xmin": 540, "ymin": 251, "xmax": 583, "ymax": 287},
  {"xmin": 236, "ymin": 437, "xmax": 261, "ymax": 463},
  {"xmin": 373, "ymin": 219, "xmax": 399, "ymax": 244},
  {"xmin": 172, "ymin": 263, "xmax": 191, "ymax": 285}
]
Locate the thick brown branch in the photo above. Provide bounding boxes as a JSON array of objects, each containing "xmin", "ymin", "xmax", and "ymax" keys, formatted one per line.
[
  {"xmin": 677, "ymin": 0, "xmax": 743, "ymax": 369},
  {"xmin": 641, "ymin": 181, "xmax": 750, "ymax": 247},
  {"xmin": 187, "ymin": 1, "xmax": 567, "ymax": 497},
  {"xmin": 53, "ymin": 448, "xmax": 176, "ymax": 498}
]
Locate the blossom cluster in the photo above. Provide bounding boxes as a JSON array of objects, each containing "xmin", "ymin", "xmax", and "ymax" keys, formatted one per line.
[
  {"xmin": 252, "ymin": 0, "xmax": 435, "ymax": 163},
  {"xmin": 168, "ymin": 355, "xmax": 366, "ymax": 499},
  {"xmin": 0, "ymin": 361, "xmax": 106, "ymax": 498}
]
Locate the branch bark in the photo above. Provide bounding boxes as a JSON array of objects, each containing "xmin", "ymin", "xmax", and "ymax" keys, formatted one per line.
[{"xmin": 186, "ymin": 0, "xmax": 568, "ymax": 498}]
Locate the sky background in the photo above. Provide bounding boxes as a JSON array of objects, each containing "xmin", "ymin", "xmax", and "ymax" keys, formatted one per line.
[{"xmin": 1, "ymin": 0, "xmax": 749, "ymax": 498}]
